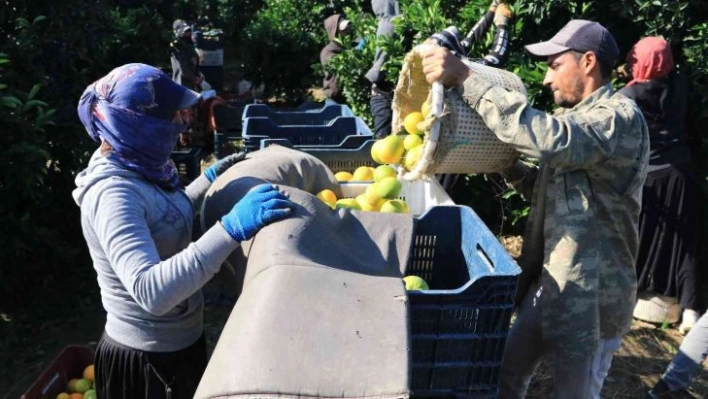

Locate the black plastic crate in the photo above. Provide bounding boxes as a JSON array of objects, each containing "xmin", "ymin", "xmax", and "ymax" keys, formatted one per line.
[
  {"xmin": 407, "ymin": 206, "xmax": 520, "ymax": 398},
  {"xmin": 242, "ymin": 104, "xmax": 348, "ymax": 126},
  {"xmin": 242, "ymin": 116, "xmax": 365, "ymax": 146},
  {"xmin": 170, "ymin": 146, "xmax": 202, "ymax": 184},
  {"xmin": 260, "ymin": 138, "xmax": 377, "ymax": 171}
]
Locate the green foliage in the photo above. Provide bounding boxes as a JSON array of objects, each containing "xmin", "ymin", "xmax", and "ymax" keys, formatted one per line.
[
  {"xmin": 0, "ymin": 0, "xmax": 170, "ymax": 308},
  {"xmin": 238, "ymin": 0, "xmax": 360, "ymax": 100},
  {"xmin": 0, "ymin": 52, "xmax": 57, "ymax": 286},
  {"xmin": 324, "ymin": 0, "xmax": 708, "ymax": 234},
  {"xmin": 0, "ymin": 0, "xmax": 707, "ymax": 306}
]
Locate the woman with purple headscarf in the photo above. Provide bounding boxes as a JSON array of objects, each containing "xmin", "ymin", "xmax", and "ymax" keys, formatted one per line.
[{"xmin": 73, "ymin": 64, "xmax": 295, "ymax": 398}]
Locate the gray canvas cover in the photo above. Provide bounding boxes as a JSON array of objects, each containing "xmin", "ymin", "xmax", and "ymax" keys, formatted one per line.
[
  {"xmin": 196, "ymin": 146, "xmax": 414, "ymax": 399},
  {"xmin": 200, "ymin": 145, "xmax": 343, "ymax": 303}
]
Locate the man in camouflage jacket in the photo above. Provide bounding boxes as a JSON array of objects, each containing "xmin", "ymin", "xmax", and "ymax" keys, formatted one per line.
[{"xmin": 421, "ymin": 20, "xmax": 649, "ymax": 398}]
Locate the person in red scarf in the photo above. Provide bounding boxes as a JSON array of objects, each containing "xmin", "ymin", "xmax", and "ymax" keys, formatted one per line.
[{"xmin": 618, "ymin": 37, "xmax": 702, "ymax": 335}]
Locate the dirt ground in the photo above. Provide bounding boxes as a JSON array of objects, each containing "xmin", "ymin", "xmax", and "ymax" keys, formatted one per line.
[{"xmin": 495, "ymin": 236, "xmax": 708, "ymax": 398}]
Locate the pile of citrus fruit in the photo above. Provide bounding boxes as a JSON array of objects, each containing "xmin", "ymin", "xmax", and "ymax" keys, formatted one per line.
[
  {"xmin": 317, "ymin": 164, "xmax": 409, "ymax": 213},
  {"xmin": 56, "ymin": 364, "xmax": 96, "ymax": 399},
  {"xmin": 313, "ymin": 99, "xmax": 433, "ymax": 213},
  {"xmin": 372, "ymin": 99, "xmax": 431, "ymax": 172}
]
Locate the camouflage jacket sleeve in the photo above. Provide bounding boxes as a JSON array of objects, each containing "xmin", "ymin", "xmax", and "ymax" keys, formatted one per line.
[{"xmin": 457, "ymin": 75, "xmax": 630, "ymax": 169}]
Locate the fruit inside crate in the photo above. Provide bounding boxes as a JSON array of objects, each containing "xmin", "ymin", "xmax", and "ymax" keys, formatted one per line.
[
  {"xmin": 22, "ymin": 345, "xmax": 95, "ymax": 399},
  {"xmin": 406, "ymin": 206, "xmax": 521, "ymax": 397},
  {"xmin": 339, "ymin": 179, "xmax": 454, "ymax": 216}
]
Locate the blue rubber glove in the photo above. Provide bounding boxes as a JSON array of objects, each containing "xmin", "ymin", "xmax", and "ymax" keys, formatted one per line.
[
  {"xmin": 204, "ymin": 152, "xmax": 246, "ymax": 182},
  {"xmin": 221, "ymin": 184, "xmax": 294, "ymax": 242}
]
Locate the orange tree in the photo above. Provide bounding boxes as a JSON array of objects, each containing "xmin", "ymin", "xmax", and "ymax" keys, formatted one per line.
[{"xmin": 0, "ymin": 0, "xmax": 172, "ymax": 308}]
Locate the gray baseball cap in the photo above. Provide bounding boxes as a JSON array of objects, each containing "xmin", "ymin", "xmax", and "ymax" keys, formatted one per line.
[{"xmin": 525, "ymin": 19, "xmax": 620, "ymax": 67}]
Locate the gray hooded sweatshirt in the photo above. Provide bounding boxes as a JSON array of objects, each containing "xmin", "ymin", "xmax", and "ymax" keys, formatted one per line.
[{"xmin": 73, "ymin": 149, "xmax": 239, "ymax": 352}]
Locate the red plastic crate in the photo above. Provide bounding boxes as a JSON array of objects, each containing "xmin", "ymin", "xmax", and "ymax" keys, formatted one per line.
[{"xmin": 22, "ymin": 345, "xmax": 94, "ymax": 399}]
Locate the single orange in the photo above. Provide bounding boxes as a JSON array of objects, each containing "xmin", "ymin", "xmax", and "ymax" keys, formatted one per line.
[
  {"xmin": 403, "ymin": 112, "xmax": 425, "ymax": 135},
  {"xmin": 83, "ymin": 364, "xmax": 95, "ymax": 383},
  {"xmin": 315, "ymin": 189, "xmax": 337, "ymax": 207}
]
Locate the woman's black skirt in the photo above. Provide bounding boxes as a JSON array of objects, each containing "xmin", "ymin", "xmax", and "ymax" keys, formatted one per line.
[{"xmin": 635, "ymin": 164, "xmax": 699, "ymax": 310}]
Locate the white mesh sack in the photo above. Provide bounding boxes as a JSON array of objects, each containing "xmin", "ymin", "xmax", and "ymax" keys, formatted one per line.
[{"xmin": 392, "ymin": 44, "xmax": 527, "ymax": 180}]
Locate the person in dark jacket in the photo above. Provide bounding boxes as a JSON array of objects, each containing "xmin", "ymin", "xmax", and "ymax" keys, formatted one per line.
[
  {"xmin": 365, "ymin": 0, "xmax": 400, "ymax": 139},
  {"xmin": 170, "ymin": 19, "xmax": 200, "ymax": 90},
  {"xmin": 320, "ymin": 14, "xmax": 352, "ymax": 104},
  {"xmin": 618, "ymin": 36, "xmax": 702, "ymax": 335}
]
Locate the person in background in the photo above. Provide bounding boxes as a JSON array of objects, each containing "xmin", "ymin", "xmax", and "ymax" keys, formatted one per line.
[
  {"xmin": 170, "ymin": 19, "xmax": 202, "ymax": 146},
  {"xmin": 647, "ymin": 311, "xmax": 708, "ymax": 398},
  {"xmin": 170, "ymin": 19, "xmax": 200, "ymax": 90},
  {"xmin": 320, "ymin": 14, "xmax": 352, "ymax": 104},
  {"xmin": 433, "ymin": 0, "xmax": 511, "ymax": 67},
  {"xmin": 617, "ymin": 36, "xmax": 702, "ymax": 335},
  {"xmin": 74, "ymin": 63, "xmax": 294, "ymax": 398},
  {"xmin": 365, "ymin": 0, "xmax": 400, "ymax": 139},
  {"xmin": 420, "ymin": 19, "xmax": 649, "ymax": 397}
]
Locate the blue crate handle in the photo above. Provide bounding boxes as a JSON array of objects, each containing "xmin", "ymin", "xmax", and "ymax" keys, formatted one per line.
[
  {"xmin": 415, "ymin": 205, "xmax": 521, "ymax": 290},
  {"xmin": 259, "ymin": 136, "xmax": 373, "ymax": 150},
  {"xmin": 260, "ymin": 138, "xmax": 294, "ymax": 149},
  {"xmin": 242, "ymin": 104, "xmax": 347, "ymax": 121}
]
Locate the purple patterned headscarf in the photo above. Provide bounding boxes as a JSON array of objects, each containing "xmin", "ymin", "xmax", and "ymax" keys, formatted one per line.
[{"xmin": 77, "ymin": 63, "xmax": 201, "ymax": 189}]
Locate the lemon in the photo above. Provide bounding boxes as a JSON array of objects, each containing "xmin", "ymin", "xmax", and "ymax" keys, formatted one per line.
[
  {"xmin": 334, "ymin": 171, "xmax": 353, "ymax": 182},
  {"xmin": 403, "ymin": 275, "xmax": 429, "ymax": 290},
  {"xmin": 351, "ymin": 166, "xmax": 374, "ymax": 181},
  {"xmin": 373, "ymin": 165, "xmax": 397, "ymax": 182},
  {"xmin": 316, "ymin": 189, "xmax": 338, "ymax": 207},
  {"xmin": 403, "ymin": 134, "xmax": 423, "ymax": 151},
  {"xmin": 421, "ymin": 99, "xmax": 431, "ymax": 117},
  {"xmin": 371, "ymin": 140, "xmax": 384, "ymax": 164},
  {"xmin": 380, "ymin": 199, "xmax": 409, "ymax": 214},
  {"xmin": 375, "ymin": 176, "xmax": 402, "ymax": 199},
  {"xmin": 364, "ymin": 184, "xmax": 382, "ymax": 204},
  {"xmin": 334, "ymin": 198, "xmax": 361, "ymax": 210},
  {"xmin": 356, "ymin": 194, "xmax": 377, "ymax": 211},
  {"xmin": 404, "ymin": 144, "xmax": 424, "ymax": 171},
  {"xmin": 376, "ymin": 135, "xmax": 405, "ymax": 165},
  {"xmin": 403, "ymin": 112, "xmax": 425, "ymax": 135},
  {"xmin": 57, "ymin": 393, "xmax": 70, "ymax": 399}
]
